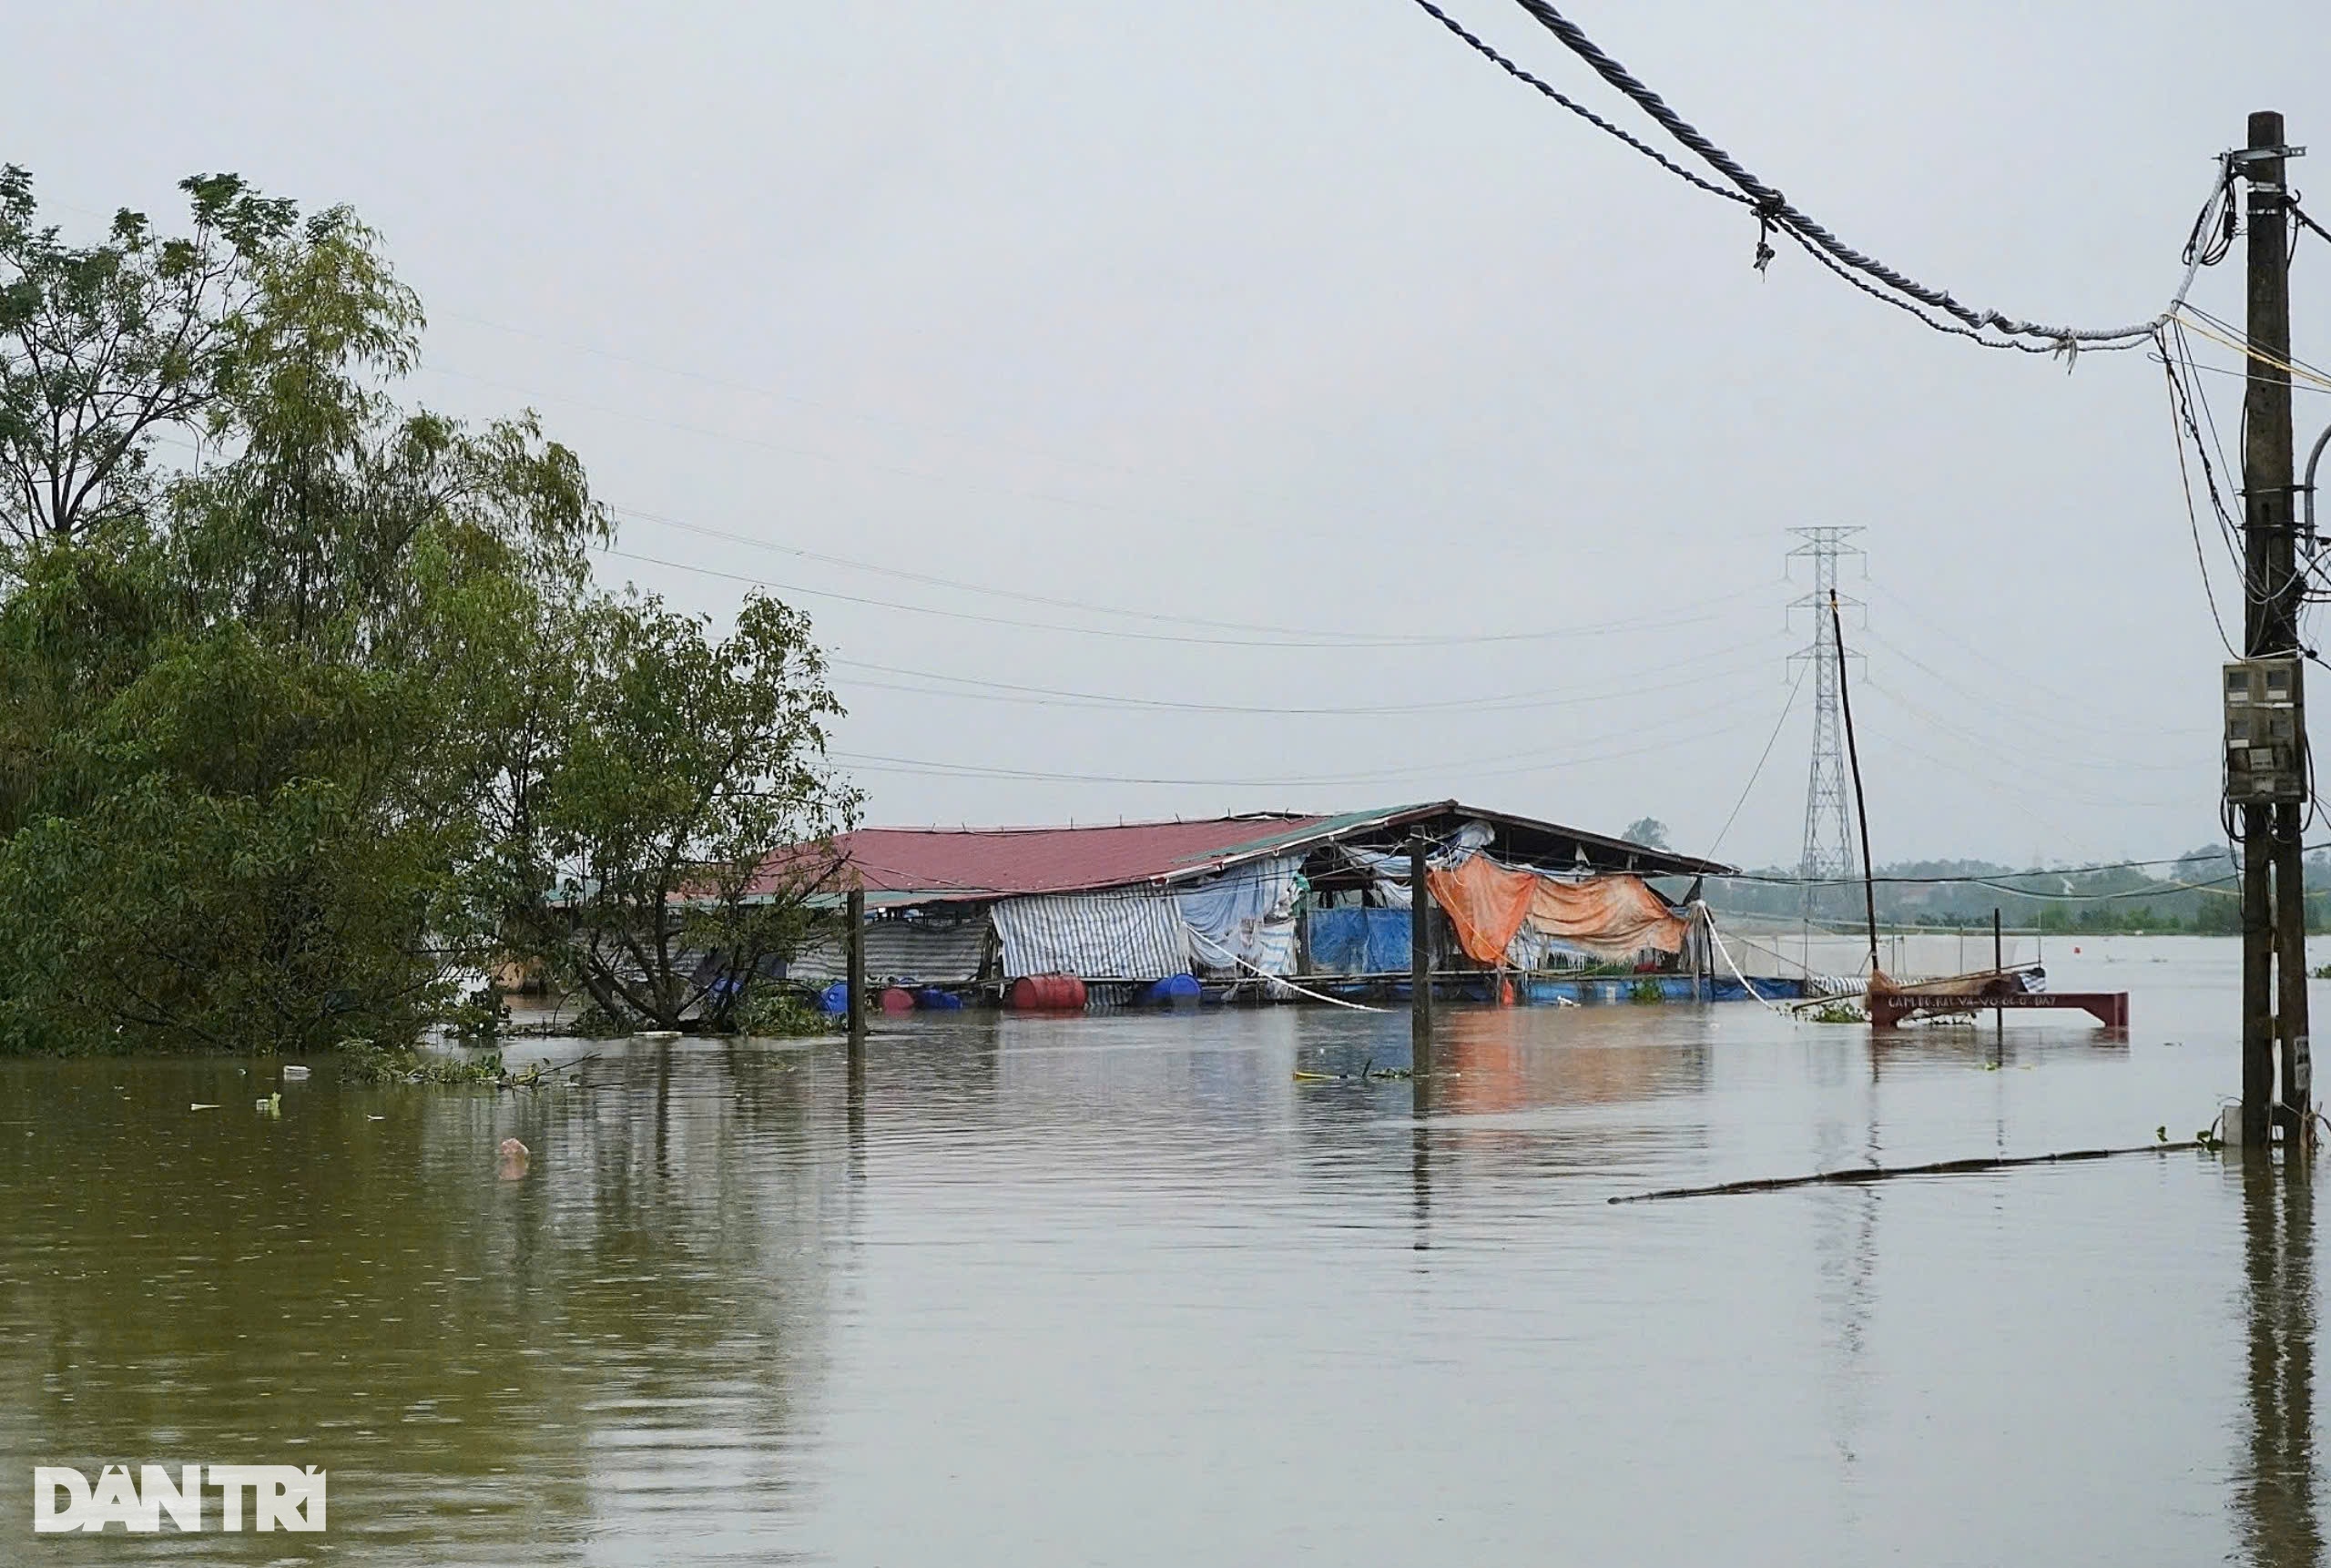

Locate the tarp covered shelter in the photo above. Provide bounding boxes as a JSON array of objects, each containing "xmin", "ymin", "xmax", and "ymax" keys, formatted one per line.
[{"xmin": 748, "ymin": 801, "xmax": 1730, "ymax": 987}]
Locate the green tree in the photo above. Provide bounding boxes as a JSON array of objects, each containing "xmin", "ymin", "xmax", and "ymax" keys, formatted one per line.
[
  {"xmin": 0, "ymin": 168, "xmax": 849, "ymax": 1054},
  {"xmin": 0, "ymin": 167, "xmax": 296, "ymax": 554},
  {"xmin": 1624, "ymin": 817, "xmax": 1671, "ymax": 851},
  {"xmin": 502, "ymin": 592, "xmax": 861, "ymax": 1033}
]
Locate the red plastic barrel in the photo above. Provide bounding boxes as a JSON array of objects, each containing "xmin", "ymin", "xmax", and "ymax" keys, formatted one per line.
[
  {"xmin": 880, "ymin": 986, "xmax": 916, "ymax": 1013},
  {"xmin": 1008, "ymin": 973, "xmax": 1088, "ymax": 1012}
]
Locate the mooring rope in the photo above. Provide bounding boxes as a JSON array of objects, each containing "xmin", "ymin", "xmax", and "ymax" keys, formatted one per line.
[{"xmin": 1185, "ymin": 929, "xmax": 1393, "ymax": 1013}]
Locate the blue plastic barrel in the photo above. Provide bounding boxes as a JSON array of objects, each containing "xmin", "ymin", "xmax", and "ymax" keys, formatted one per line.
[
  {"xmin": 819, "ymin": 982, "xmax": 850, "ymax": 1015},
  {"xmin": 1148, "ymin": 973, "xmax": 1202, "ymax": 1005},
  {"xmin": 917, "ymin": 988, "xmax": 964, "ymax": 1010}
]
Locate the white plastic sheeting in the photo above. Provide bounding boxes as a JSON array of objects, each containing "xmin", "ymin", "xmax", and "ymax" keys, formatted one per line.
[
  {"xmin": 1338, "ymin": 822, "xmax": 1495, "ymax": 910},
  {"xmin": 1178, "ymin": 856, "xmax": 1304, "ymax": 977},
  {"xmin": 992, "ymin": 891, "xmax": 1189, "ymax": 981}
]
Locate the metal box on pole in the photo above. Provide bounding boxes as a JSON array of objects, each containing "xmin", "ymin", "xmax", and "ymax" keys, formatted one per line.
[{"xmin": 2224, "ymin": 657, "xmax": 2306, "ymax": 805}]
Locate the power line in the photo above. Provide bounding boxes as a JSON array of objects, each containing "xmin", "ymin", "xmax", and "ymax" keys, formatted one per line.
[
  {"xmin": 1721, "ymin": 850, "xmax": 2252, "ymax": 888},
  {"xmin": 1404, "ymin": 0, "xmax": 1753, "ymax": 209},
  {"xmin": 2160, "ymin": 331, "xmax": 2242, "ymax": 658},
  {"xmin": 830, "ymin": 632, "xmax": 1786, "ymax": 718},
  {"xmin": 1413, "ymin": 0, "xmax": 2225, "ymax": 351},
  {"xmin": 595, "ymin": 542, "xmax": 1766, "ymax": 650},
  {"xmin": 832, "ymin": 710, "xmax": 1764, "ymax": 789},
  {"xmin": 2174, "ymin": 304, "xmax": 2331, "ymax": 395},
  {"xmin": 1853, "ymin": 626, "xmax": 2210, "ymax": 759},
  {"xmin": 1725, "ymin": 871, "xmax": 2240, "ymax": 903},
  {"xmin": 1702, "ymin": 657, "xmax": 1807, "ymax": 864},
  {"xmin": 608, "ymin": 501, "xmax": 1778, "ymax": 647}
]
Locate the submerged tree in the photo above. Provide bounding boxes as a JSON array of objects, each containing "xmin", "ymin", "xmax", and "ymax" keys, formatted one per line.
[
  {"xmin": 0, "ymin": 168, "xmax": 852, "ymax": 1053},
  {"xmin": 500, "ymin": 592, "xmax": 861, "ymax": 1033}
]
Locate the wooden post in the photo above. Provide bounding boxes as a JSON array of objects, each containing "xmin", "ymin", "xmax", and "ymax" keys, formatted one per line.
[
  {"xmin": 1993, "ymin": 907, "xmax": 2004, "ymax": 1034},
  {"xmin": 2239, "ymin": 110, "xmax": 2303, "ymax": 1145},
  {"xmin": 1828, "ymin": 590, "xmax": 1880, "ymax": 977},
  {"xmin": 1410, "ymin": 834, "xmax": 1433, "ymax": 1067},
  {"xmin": 846, "ymin": 885, "xmax": 867, "ymax": 1055}
]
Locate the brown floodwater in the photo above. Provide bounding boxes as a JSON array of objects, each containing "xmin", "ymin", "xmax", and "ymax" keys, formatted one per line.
[{"xmin": 0, "ymin": 936, "xmax": 2324, "ymax": 1565}]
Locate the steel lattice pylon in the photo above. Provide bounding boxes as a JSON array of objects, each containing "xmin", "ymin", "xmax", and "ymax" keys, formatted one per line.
[{"xmin": 1788, "ymin": 528, "xmax": 1864, "ymax": 925}]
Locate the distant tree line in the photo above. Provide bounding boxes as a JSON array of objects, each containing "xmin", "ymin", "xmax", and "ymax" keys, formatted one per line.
[
  {"xmin": 0, "ymin": 168, "xmax": 857, "ymax": 1052},
  {"xmin": 1696, "ymin": 846, "xmax": 2331, "ymax": 935}
]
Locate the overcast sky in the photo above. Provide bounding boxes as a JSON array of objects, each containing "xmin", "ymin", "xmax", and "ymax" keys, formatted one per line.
[{"xmin": 8, "ymin": 2, "xmax": 2326, "ymax": 867}]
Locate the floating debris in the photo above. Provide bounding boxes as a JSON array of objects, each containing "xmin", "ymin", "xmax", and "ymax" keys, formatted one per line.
[{"xmin": 1292, "ymin": 1060, "xmax": 1415, "ymax": 1084}]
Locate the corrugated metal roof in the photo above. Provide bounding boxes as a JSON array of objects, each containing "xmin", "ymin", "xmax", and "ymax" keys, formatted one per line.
[
  {"xmin": 769, "ymin": 813, "xmax": 1337, "ymax": 901},
  {"xmin": 752, "ymin": 801, "xmax": 1731, "ymax": 906}
]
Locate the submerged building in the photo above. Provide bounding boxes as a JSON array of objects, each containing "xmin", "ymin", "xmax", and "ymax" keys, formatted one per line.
[{"xmin": 754, "ymin": 800, "xmax": 1738, "ymax": 1006}]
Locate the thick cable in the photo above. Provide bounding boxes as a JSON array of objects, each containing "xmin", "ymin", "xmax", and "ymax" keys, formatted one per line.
[
  {"xmin": 1413, "ymin": 0, "xmax": 2224, "ymax": 350},
  {"xmin": 1497, "ymin": 0, "xmax": 2208, "ymax": 346}
]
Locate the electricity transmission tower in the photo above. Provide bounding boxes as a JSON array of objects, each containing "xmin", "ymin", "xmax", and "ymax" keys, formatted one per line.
[{"xmin": 1789, "ymin": 528, "xmax": 1864, "ymax": 924}]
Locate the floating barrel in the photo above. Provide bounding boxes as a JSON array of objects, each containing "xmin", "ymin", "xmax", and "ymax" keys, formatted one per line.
[
  {"xmin": 880, "ymin": 986, "xmax": 916, "ymax": 1013},
  {"xmin": 819, "ymin": 982, "xmax": 850, "ymax": 1015},
  {"xmin": 917, "ymin": 988, "xmax": 964, "ymax": 1011},
  {"xmin": 1008, "ymin": 973, "xmax": 1088, "ymax": 1012},
  {"xmin": 1147, "ymin": 973, "xmax": 1202, "ymax": 1005}
]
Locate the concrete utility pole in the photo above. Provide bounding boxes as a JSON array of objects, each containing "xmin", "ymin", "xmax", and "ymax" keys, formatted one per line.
[{"xmin": 2236, "ymin": 110, "xmax": 2310, "ymax": 1147}]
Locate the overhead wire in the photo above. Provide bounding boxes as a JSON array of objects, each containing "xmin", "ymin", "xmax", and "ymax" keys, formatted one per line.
[
  {"xmin": 831, "ymin": 709, "xmax": 1766, "ymax": 790},
  {"xmin": 606, "ymin": 501, "xmax": 1780, "ymax": 647},
  {"xmin": 1700, "ymin": 659, "xmax": 1808, "ymax": 863},
  {"xmin": 1412, "ymin": 0, "xmax": 2225, "ymax": 351},
  {"xmin": 2159, "ymin": 327, "xmax": 2243, "ymax": 657},
  {"xmin": 2295, "ymin": 198, "xmax": 2331, "ymax": 251},
  {"xmin": 831, "ymin": 632, "xmax": 1786, "ymax": 718},
  {"xmin": 2175, "ymin": 304, "xmax": 2331, "ymax": 395},
  {"xmin": 1404, "ymin": 0, "xmax": 1755, "ymax": 209},
  {"xmin": 1724, "ymin": 849, "xmax": 2244, "ymax": 888},
  {"xmin": 1858, "ymin": 680, "xmax": 2199, "ymax": 799},
  {"xmin": 1853, "ymin": 623, "xmax": 2210, "ymax": 756},
  {"xmin": 595, "ymin": 542, "xmax": 1765, "ymax": 650}
]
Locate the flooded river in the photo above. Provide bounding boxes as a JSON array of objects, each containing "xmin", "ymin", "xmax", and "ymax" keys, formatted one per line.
[{"xmin": 1, "ymin": 936, "xmax": 2325, "ymax": 1564}]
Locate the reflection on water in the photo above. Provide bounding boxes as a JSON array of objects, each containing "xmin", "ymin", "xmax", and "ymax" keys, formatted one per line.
[
  {"xmin": 2244, "ymin": 1160, "xmax": 2323, "ymax": 1568},
  {"xmin": 0, "ymin": 936, "xmax": 2323, "ymax": 1563}
]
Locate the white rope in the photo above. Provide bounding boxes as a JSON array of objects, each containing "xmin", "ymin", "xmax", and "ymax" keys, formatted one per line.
[
  {"xmin": 1187, "ymin": 927, "xmax": 1392, "ymax": 1013},
  {"xmin": 1705, "ymin": 915, "xmax": 1796, "ymax": 1018}
]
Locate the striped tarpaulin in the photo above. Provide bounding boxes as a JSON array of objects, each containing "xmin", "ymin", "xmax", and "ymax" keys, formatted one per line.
[{"xmin": 992, "ymin": 891, "xmax": 1189, "ymax": 981}]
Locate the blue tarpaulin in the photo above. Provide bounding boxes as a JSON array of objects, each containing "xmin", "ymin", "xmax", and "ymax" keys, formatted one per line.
[{"xmin": 1305, "ymin": 907, "xmax": 1412, "ymax": 975}]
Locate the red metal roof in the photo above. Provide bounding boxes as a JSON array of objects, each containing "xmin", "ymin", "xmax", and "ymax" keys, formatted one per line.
[{"xmin": 753, "ymin": 813, "xmax": 1336, "ymax": 901}]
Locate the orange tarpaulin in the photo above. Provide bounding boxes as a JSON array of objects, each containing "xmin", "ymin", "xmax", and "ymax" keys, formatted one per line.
[
  {"xmin": 1528, "ymin": 874, "xmax": 1687, "ymax": 958},
  {"xmin": 1424, "ymin": 857, "xmax": 1539, "ymax": 965}
]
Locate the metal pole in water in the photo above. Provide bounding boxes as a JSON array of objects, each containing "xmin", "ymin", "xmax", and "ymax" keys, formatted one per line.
[
  {"xmin": 1410, "ymin": 834, "xmax": 1433, "ymax": 1071},
  {"xmin": 847, "ymin": 884, "xmax": 867, "ymax": 1057},
  {"xmin": 1994, "ymin": 907, "xmax": 2004, "ymax": 1035}
]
